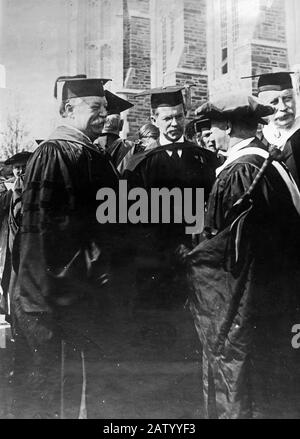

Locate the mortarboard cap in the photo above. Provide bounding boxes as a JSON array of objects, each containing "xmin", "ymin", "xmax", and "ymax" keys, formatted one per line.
[
  {"xmin": 185, "ymin": 115, "xmax": 211, "ymax": 139},
  {"xmin": 136, "ymin": 86, "xmax": 185, "ymax": 109},
  {"xmin": 54, "ymin": 74, "xmax": 111, "ymax": 100},
  {"xmin": 4, "ymin": 151, "xmax": 32, "ymax": 166},
  {"xmin": 105, "ymin": 90, "xmax": 134, "ymax": 115},
  {"xmin": 241, "ymin": 72, "xmax": 294, "ymax": 93}
]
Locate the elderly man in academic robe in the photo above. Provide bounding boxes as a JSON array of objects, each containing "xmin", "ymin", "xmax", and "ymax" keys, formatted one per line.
[
  {"xmin": 12, "ymin": 75, "xmax": 119, "ymax": 418},
  {"xmin": 249, "ymin": 72, "xmax": 300, "ymax": 188},
  {"xmin": 185, "ymin": 98, "xmax": 300, "ymax": 419}
]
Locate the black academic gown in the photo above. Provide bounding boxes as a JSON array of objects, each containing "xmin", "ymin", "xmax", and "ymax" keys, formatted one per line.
[
  {"xmin": 12, "ymin": 125, "xmax": 119, "ymax": 418},
  {"xmin": 104, "ymin": 133, "xmax": 134, "ymax": 171},
  {"xmin": 262, "ymin": 123, "xmax": 300, "ymax": 189},
  {"xmin": 122, "ymin": 138, "xmax": 217, "ymax": 315},
  {"xmin": 281, "ymin": 129, "xmax": 300, "ymax": 188},
  {"xmin": 0, "ymin": 183, "xmax": 12, "ymax": 314},
  {"xmin": 124, "ymin": 139, "xmax": 217, "ymax": 196},
  {"xmin": 124, "ymin": 139, "xmax": 217, "ymax": 252},
  {"xmin": 0, "ymin": 175, "xmax": 24, "ymax": 322},
  {"xmin": 18, "ymin": 125, "xmax": 119, "ymax": 314},
  {"xmin": 187, "ymin": 137, "xmax": 300, "ymax": 418}
]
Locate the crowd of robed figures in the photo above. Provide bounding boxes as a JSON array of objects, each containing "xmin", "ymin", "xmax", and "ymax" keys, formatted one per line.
[{"xmin": 1, "ymin": 71, "xmax": 300, "ymax": 419}]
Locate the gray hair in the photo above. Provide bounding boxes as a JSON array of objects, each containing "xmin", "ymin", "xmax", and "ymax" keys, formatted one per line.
[
  {"xmin": 138, "ymin": 123, "xmax": 160, "ymax": 140},
  {"xmin": 59, "ymin": 97, "xmax": 84, "ymax": 117}
]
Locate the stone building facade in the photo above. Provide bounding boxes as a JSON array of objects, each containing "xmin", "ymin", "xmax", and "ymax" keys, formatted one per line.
[
  {"xmin": 0, "ymin": 0, "xmax": 297, "ymax": 140},
  {"xmin": 150, "ymin": 0, "xmax": 207, "ymax": 118},
  {"xmin": 121, "ymin": 0, "xmax": 151, "ymax": 136},
  {"xmin": 285, "ymin": 0, "xmax": 300, "ymax": 67},
  {"xmin": 207, "ymin": 0, "xmax": 289, "ymax": 107},
  {"xmin": 285, "ymin": 0, "xmax": 300, "ymax": 101}
]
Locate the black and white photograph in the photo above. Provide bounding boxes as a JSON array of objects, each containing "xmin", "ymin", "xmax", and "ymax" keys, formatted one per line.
[{"xmin": 1, "ymin": 0, "xmax": 300, "ymax": 422}]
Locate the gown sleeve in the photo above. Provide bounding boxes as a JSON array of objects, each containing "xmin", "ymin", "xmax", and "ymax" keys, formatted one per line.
[
  {"xmin": 18, "ymin": 142, "xmax": 89, "ymax": 311},
  {"xmin": 206, "ymin": 162, "xmax": 270, "ymax": 231}
]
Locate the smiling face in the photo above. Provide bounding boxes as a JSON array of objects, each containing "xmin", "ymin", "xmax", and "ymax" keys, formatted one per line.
[
  {"xmin": 67, "ymin": 96, "xmax": 108, "ymax": 140},
  {"xmin": 151, "ymin": 104, "xmax": 186, "ymax": 143},
  {"xmin": 258, "ymin": 88, "xmax": 296, "ymax": 130}
]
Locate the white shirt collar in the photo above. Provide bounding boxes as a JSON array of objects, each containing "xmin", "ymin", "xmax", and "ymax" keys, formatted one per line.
[
  {"xmin": 228, "ymin": 137, "xmax": 255, "ymax": 157},
  {"xmin": 263, "ymin": 116, "xmax": 300, "ymax": 149},
  {"xmin": 159, "ymin": 134, "xmax": 185, "ymax": 146},
  {"xmin": 216, "ymin": 137, "xmax": 255, "ymax": 177}
]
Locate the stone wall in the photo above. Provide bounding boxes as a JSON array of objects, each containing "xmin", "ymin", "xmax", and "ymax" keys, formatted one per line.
[
  {"xmin": 125, "ymin": 94, "xmax": 151, "ymax": 138},
  {"xmin": 124, "ymin": 14, "xmax": 151, "ymax": 89},
  {"xmin": 251, "ymin": 0, "xmax": 288, "ymax": 93},
  {"xmin": 207, "ymin": 0, "xmax": 288, "ymax": 106},
  {"xmin": 251, "ymin": 43, "xmax": 288, "ymax": 93},
  {"xmin": 179, "ymin": 0, "xmax": 207, "ymax": 72},
  {"xmin": 122, "ymin": 0, "xmax": 151, "ymax": 136},
  {"xmin": 175, "ymin": 0, "xmax": 207, "ymax": 116},
  {"xmin": 123, "ymin": 0, "xmax": 130, "ymax": 82},
  {"xmin": 253, "ymin": 0, "xmax": 286, "ymax": 44},
  {"xmin": 175, "ymin": 71, "xmax": 207, "ymax": 117},
  {"xmin": 285, "ymin": 0, "xmax": 300, "ymax": 67}
]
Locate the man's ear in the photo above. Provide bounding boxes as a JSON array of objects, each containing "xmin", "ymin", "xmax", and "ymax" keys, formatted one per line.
[
  {"xmin": 65, "ymin": 102, "xmax": 74, "ymax": 118},
  {"xmin": 150, "ymin": 114, "xmax": 157, "ymax": 125},
  {"xmin": 226, "ymin": 121, "xmax": 232, "ymax": 135}
]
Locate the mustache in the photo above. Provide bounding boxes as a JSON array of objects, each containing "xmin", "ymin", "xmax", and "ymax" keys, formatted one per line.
[
  {"xmin": 275, "ymin": 109, "xmax": 294, "ymax": 114},
  {"xmin": 91, "ymin": 118, "xmax": 105, "ymax": 125},
  {"xmin": 275, "ymin": 112, "xmax": 294, "ymax": 119}
]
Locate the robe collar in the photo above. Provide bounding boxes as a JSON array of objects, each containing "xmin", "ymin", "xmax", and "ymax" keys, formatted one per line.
[
  {"xmin": 46, "ymin": 124, "xmax": 97, "ymax": 149},
  {"xmin": 216, "ymin": 137, "xmax": 255, "ymax": 177}
]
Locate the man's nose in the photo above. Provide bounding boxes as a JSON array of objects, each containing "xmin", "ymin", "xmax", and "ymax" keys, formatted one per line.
[
  {"xmin": 277, "ymin": 98, "xmax": 288, "ymax": 112},
  {"xmin": 171, "ymin": 117, "xmax": 178, "ymax": 126},
  {"xmin": 100, "ymin": 108, "xmax": 108, "ymax": 118}
]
